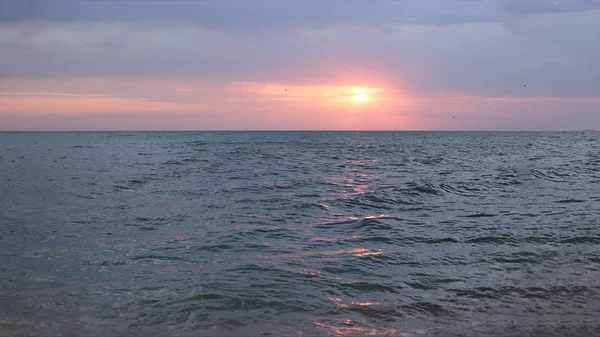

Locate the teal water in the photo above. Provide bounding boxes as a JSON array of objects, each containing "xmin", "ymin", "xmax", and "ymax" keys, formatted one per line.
[{"xmin": 1, "ymin": 131, "xmax": 599, "ymax": 336}]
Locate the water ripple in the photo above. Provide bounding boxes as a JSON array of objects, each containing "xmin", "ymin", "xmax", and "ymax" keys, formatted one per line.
[{"xmin": 1, "ymin": 131, "xmax": 599, "ymax": 336}]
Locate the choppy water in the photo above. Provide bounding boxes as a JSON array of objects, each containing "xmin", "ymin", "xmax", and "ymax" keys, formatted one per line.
[{"xmin": 1, "ymin": 131, "xmax": 599, "ymax": 337}]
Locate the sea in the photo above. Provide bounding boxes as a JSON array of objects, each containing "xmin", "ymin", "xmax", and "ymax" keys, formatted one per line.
[{"xmin": 1, "ymin": 131, "xmax": 599, "ymax": 337}]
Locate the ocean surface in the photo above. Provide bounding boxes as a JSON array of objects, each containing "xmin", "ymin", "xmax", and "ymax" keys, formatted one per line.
[{"xmin": 1, "ymin": 131, "xmax": 599, "ymax": 337}]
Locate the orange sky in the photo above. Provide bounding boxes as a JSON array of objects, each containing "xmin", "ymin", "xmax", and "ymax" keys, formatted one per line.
[
  {"xmin": 2, "ymin": 77, "xmax": 599, "ymax": 130},
  {"xmin": 1, "ymin": 4, "xmax": 599, "ymax": 130}
]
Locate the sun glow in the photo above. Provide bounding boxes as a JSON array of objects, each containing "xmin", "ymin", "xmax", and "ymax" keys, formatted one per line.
[
  {"xmin": 351, "ymin": 88, "xmax": 368, "ymax": 103},
  {"xmin": 352, "ymin": 94, "xmax": 366, "ymax": 102}
]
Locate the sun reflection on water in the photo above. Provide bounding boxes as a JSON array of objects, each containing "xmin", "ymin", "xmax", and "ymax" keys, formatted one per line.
[
  {"xmin": 328, "ymin": 297, "xmax": 382, "ymax": 310},
  {"xmin": 350, "ymin": 301, "xmax": 381, "ymax": 307},
  {"xmin": 296, "ymin": 247, "xmax": 384, "ymax": 258},
  {"xmin": 349, "ymin": 248, "xmax": 384, "ymax": 257},
  {"xmin": 314, "ymin": 320, "xmax": 438, "ymax": 336}
]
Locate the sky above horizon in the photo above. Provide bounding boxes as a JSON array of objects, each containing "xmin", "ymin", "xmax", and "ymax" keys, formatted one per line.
[{"xmin": 1, "ymin": 0, "xmax": 599, "ymax": 131}]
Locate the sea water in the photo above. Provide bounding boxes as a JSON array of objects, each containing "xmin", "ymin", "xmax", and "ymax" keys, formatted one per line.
[{"xmin": 1, "ymin": 131, "xmax": 599, "ymax": 336}]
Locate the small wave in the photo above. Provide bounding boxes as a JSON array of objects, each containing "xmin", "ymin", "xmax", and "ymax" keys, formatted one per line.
[
  {"xmin": 532, "ymin": 168, "xmax": 574, "ymax": 182},
  {"xmin": 136, "ymin": 216, "xmax": 166, "ymax": 222},
  {"xmin": 423, "ymin": 237, "xmax": 460, "ymax": 244},
  {"xmin": 522, "ymin": 235, "xmax": 556, "ymax": 244},
  {"xmin": 193, "ymin": 244, "xmax": 234, "ymax": 252},
  {"xmin": 449, "ymin": 285, "xmax": 594, "ymax": 300},
  {"xmin": 351, "ymin": 218, "xmax": 394, "ymax": 231},
  {"xmin": 353, "ymin": 236, "xmax": 395, "ymax": 244},
  {"xmin": 138, "ymin": 226, "xmax": 158, "ymax": 231},
  {"xmin": 465, "ymin": 235, "xmax": 516, "ymax": 244},
  {"xmin": 361, "ymin": 194, "xmax": 420, "ymax": 206},
  {"xmin": 401, "ymin": 302, "xmax": 453, "ymax": 317},
  {"xmin": 185, "ymin": 141, "xmax": 208, "ymax": 146},
  {"xmin": 461, "ymin": 213, "xmax": 497, "ymax": 218},
  {"xmin": 339, "ymin": 280, "xmax": 397, "ymax": 293},
  {"xmin": 406, "ymin": 182, "xmax": 442, "ymax": 196},
  {"xmin": 131, "ymin": 216, "xmax": 186, "ymax": 228},
  {"xmin": 162, "ymin": 160, "xmax": 184, "ymax": 165},
  {"xmin": 294, "ymin": 202, "xmax": 330, "ymax": 210},
  {"xmin": 561, "ymin": 236, "xmax": 600, "ymax": 244},
  {"xmin": 84, "ymin": 259, "xmax": 126, "ymax": 267},
  {"xmin": 405, "ymin": 281, "xmax": 436, "ymax": 290},
  {"xmin": 131, "ymin": 255, "xmax": 191, "ymax": 262},
  {"xmin": 492, "ymin": 253, "xmax": 544, "ymax": 264},
  {"xmin": 556, "ymin": 198, "xmax": 587, "ymax": 203},
  {"xmin": 440, "ymin": 183, "xmax": 489, "ymax": 196}
]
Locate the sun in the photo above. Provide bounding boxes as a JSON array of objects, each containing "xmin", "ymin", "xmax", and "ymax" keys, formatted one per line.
[
  {"xmin": 351, "ymin": 88, "xmax": 368, "ymax": 103},
  {"xmin": 353, "ymin": 94, "xmax": 366, "ymax": 102},
  {"xmin": 339, "ymin": 86, "xmax": 379, "ymax": 106}
]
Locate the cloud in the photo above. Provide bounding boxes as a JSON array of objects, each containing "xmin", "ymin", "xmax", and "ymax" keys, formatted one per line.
[
  {"xmin": 0, "ymin": 1, "xmax": 497, "ymax": 28},
  {"xmin": 1, "ymin": 1, "xmax": 599, "ymax": 130},
  {"xmin": 503, "ymin": 0, "xmax": 600, "ymax": 16},
  {"xmin": 2, "ymin": 8, "xmax": 599, "ymax": 98},
  {"xmin": 2, "ymin": 1, "xmax": 599, "ymax": 30},
  {"xmin": 0, "ymin": 92, "xmax": 111, "ymax": 99}
]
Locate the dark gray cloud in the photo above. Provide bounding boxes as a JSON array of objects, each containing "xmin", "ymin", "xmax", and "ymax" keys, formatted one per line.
[
  {"xmin": 503, "ymin": 0, "xmax": 600, "ymax": 16},
  {"xmin": 1, "ymin": 1, "xmax": 491, "ymax": 28},
  {"xmin": 2, "ymin": 0, "xmax": 599, "ymax": 29}
]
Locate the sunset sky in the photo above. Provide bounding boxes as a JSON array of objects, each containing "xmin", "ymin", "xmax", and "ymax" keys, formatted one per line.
[{"xmin": 1, "ymin": 0, "xmax": 599, "ymax": 130}]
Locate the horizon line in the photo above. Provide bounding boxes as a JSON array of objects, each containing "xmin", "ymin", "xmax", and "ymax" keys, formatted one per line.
[{"xmin": 1, "ymin": 129, "xmax": 597, "ymax": 133}]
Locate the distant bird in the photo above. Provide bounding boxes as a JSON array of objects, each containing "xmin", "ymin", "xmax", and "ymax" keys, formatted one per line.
[
  {"xmin": 452, "ymin": 116, "xmax": 455, "ymax": 119},
  {"xmin": 524, "ymin": 85, "xmax": 526, "ymax": 87},
  {"xmin": 285, "ymin": 89, "xmax": 287, "ymax": 91}
]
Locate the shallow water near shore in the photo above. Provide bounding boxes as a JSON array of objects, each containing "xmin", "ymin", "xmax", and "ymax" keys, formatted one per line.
[{"xmin": 1, "ymin": 131, "xmax": 599, "ymax": 336}]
